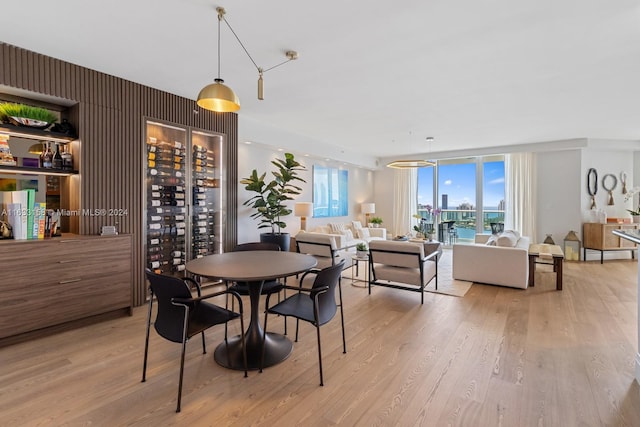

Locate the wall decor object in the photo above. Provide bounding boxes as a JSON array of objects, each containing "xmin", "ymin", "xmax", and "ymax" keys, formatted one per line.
[
  {"xmin": 313, "ymin": 165, "xmax": 348, "ymax": 217},
  {"xmin": 620, "ymin": 171, "xmax": 627, "ymax": 194},
  {"xmin": 587, "ymin": 168, "xmax": 598, "ymax": 209},
  {"xmin": 602, "ymin": 173, "xmax": 617, "ymax": 206}
]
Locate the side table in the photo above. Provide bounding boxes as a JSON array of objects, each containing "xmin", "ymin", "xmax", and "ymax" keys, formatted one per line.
[
  {"xmin": 351, "ymin": 254, "xmax": 369, "ymax": 288},
  {"xmin": 528, "ymin": 243, "xmax": 564, "ymax": 290}
]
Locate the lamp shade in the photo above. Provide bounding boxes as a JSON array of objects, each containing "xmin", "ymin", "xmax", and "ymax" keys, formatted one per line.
[
  {"xmin": 294, "ymin": 202, "xmax": 313, "ymax": 217},
  {"xmin": 197, "ymin": 79, "xmax": 240, "ymax": 112},
  {"xmin": 361, "ymin": 203, "xmax": 375, "ymax": 214}
]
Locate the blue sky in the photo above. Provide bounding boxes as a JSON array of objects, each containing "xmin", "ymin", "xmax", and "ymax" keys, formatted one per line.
[{"xmin": 417, "ymin": 160, "xmax": 505, "ymax": 209}]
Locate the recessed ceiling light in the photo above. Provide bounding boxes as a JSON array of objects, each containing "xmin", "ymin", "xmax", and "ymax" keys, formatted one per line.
[
  {"xmin": 277, "ymin": 148, "xmax": 284, "ymax": 151},
  {"xmin": 244, "ymin": 141, "xmax": 252, "ymax": 144},
  {"xmin": 426, "ymin": 136, "xmax": 435, "ymax": 142}
]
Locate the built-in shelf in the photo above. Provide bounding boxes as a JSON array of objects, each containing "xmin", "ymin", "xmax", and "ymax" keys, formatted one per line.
[
  {"xmin": 0, "ymin": 123, "xmax": 77, "ymax": 143},
  {"xmin": 0, "ymin": 165, "xmax": 77, "ymax": 176}
]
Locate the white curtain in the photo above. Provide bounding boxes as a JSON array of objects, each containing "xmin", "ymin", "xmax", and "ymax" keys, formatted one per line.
[
  {"xmin": 505, "ymin": 152, "xmax": 537, "ymax": 241},
  {"xmin": 392, "ymin": 168, "xmax": 417, "ymax": 237}
]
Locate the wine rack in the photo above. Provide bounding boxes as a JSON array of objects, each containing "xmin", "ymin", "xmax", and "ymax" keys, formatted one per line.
[{"xmin": 145, "ymin": 121, "xmax": 226, "ymax": 278}]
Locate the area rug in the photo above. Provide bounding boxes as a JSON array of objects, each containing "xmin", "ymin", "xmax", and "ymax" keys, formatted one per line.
[{"xmin": 341, "ymin": 249, "xmax": 473, "ymax": 297}]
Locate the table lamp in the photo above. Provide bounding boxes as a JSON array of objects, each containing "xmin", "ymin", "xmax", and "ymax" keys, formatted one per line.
[
  {"xmin": 361, "ymin": 203, "xmax": 375, "ymax": 225},
  {"xmin": 294, "ymin": 202, "xmax": 313, "ymax": 231}
]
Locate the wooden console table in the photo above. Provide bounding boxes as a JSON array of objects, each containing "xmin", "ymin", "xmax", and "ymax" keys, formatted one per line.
[{"xmin": 583, "ymin": 222, "xmax": 639, "ymax": 263}]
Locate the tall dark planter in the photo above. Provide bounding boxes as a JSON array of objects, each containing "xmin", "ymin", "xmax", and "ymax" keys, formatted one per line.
[{"xmin": 260, "ymin": 232, "xmax": 291, "ymax": 252}]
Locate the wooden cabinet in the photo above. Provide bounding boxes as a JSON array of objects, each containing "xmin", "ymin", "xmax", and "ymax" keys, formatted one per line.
[
  {"xmin": 0, "ymin": 234, "xmax": 132, "ymax": 343},
  {"xmin": 582, "ymin": 222, "xmax": 639, "ymax": 263}
]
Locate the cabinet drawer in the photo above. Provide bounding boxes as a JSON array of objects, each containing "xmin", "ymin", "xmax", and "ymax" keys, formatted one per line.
[{"xmin": 0, "ymin": 270, "xmax": 131, "ymax": 338}]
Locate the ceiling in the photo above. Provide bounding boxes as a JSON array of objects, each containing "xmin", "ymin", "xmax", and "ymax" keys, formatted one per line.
[{"xmin": 2, "ymin": 0, "xmax": 640, "ymax": 161}]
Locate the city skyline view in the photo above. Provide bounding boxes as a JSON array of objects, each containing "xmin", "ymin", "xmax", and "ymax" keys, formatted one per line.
[{"xmin": 417, "ymin": 160, "xmax": 505, "ymax": 210}]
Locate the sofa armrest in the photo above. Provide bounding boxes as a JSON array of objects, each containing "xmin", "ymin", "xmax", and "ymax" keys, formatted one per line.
[{"xmin": 368, "ymin": 227, "xmax": 386, "ymax": 239}]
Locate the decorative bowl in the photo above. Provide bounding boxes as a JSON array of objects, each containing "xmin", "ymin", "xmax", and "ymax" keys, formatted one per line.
[{"xmin": 10, "ymin": 116, "xmax": 50, "ymax": 129}]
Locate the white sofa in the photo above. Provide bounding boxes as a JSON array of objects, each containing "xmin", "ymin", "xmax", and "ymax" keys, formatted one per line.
[
  {"xmin": 301, "ymin": 221, "xmax": 386, "ymax": 250},
  {"xmin": 452, "ymin": 232, "xmax": 530, "ymax": 289}
]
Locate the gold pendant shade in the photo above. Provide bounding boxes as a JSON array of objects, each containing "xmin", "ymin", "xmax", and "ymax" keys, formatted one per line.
[{"xmin": 197, "ymin": 79, "xmax": 240, "ymax": 112}]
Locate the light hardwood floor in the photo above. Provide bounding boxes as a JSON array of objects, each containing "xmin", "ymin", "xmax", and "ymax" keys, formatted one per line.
[{"xmin": 2, "ymin": 254, "xmax": 640, "ymax": 426}]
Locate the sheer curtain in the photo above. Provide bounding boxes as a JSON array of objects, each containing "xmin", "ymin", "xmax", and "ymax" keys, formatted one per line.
[
  {"xmin": 505, "ymin": 152, "xmax": 537, "ymax": 240},
  {"xmin": 393, "ymin": 168, "xmax": 417, "ymax": 237}
]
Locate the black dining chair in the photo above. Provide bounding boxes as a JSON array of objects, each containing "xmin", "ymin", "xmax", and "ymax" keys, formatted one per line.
[
  {"xmin": 260, "ymin": 260, "xmax": 346, "ymax": 386},
  {"xmin": 225, "ymin": 242, "xmax": 288, "ymax": 335},
  {"xmin": 142, "ymin": 269, "xmax": 247, "ymax": 413},
  {"xmin": 228, "ymin": 242, "xmax": 284, "ymax": 298}
]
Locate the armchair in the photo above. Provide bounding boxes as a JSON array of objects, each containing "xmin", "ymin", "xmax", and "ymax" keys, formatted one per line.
[
  {"xmin": 295, "ymin": 232, "xmax": 348, "ymax": 270},
  {"xmin": 368, "ymin": 240, "xmax": 438, "ymax": 304}
]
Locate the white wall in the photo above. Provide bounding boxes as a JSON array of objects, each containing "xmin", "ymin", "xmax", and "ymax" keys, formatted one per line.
[
  {"xmin": 237, "ymin": 142, "xmax": 376, "ymax": 244},
  {"xmin": 536, "ymin": 149, "xmax": 582, "ymax": 245}
]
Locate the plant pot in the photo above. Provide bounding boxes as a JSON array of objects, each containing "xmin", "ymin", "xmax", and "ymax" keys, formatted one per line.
[
  {"xmin": 356, "ymin": 250, "xmax": 368, "ymax": 258},
  {"xmin": 260, "ymin": 232, "xmax": 291, "ymax": 252}
]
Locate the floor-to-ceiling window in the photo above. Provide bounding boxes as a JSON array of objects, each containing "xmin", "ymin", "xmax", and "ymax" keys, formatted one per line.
[{"xmin": 417, "ymin": 155, "xmax": 505, "ymax": 244}]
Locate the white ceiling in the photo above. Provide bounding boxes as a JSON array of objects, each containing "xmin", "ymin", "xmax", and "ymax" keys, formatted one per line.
[{"xmin": 2, "ymin": 0, "xmax": 640, "ymax": 161}]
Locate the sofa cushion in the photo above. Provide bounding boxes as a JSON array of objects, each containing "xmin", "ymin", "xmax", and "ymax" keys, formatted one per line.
[
  {"xmin": 486, "ymin": 234, "xmax": 498, "ymax": 246},
  {"xmin": 351, "ymin": 220, "xmax": 363, "ymax": 230},
  {"xmin": 316, "ymin": 225, "xmax": 330, "ymax": 234}
]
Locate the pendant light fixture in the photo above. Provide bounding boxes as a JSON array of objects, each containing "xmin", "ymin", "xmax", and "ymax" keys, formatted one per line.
[
  {"xmin": 197, "ymin": 7, "xmax": 240, "ymax": 112},
  {"xmin": 196, "ymin": 7, "xmax": 299, "ymax": 113},
  {"xmin": 386, "ymin": 137, "xmax": 436, "ymax": 168}
]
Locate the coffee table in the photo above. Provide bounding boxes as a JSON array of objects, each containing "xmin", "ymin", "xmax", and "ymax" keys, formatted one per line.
[{"xmin": 528, "ymin": 243, "xmax": 564, "ymax": 290}]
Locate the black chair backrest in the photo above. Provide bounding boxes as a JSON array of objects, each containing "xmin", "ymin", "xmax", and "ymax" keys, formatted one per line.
[
  {"xmin": 311, "ymin": 260, "xmax": 344, "ymax": 325},
  {"xmin": 234, "ymin": 242, "xmax": 281, "ymax": 252},
  {"xmin": 145, "ymin": 269, "xmax": 194, "ymax": 343}
]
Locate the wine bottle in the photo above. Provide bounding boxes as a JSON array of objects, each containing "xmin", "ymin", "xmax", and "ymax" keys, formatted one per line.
[
  {"xmin": 61, "ymin": 145, "xmax": 73, "ymax": 170},
  {"xmin": 39, "ymin": 142, "xmax": 47, "ymax": 167},
  {"xmin": 42, "ymin": 142, "xmax": 53, "ymax": 168},
  {"xmin": 52, "ymin": 143, "xmax": 63, "ymax": 169}
]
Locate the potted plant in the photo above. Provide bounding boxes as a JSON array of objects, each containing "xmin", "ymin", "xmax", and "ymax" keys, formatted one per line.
[
  {"xmin": 355, "ymin": 242, "xmax": 368, "ymax": 258},
  {"xmin": 370, "ymin": 216, "xmax": 383, "ymax": 228},
  {"xmin": 625, "ymin": 186, "xmax": 640, "ymax": 223},
  {"xmin": 0, "ymin": 103, "xmax": 58, "ymax": 128},
  {"xmin": 240, "ymin": 153, "xmax": 306, "ymax": 251}
]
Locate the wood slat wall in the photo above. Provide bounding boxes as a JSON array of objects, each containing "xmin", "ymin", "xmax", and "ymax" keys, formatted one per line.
[{"xmin": 0, "ymin": 42, "xmax": 238, "ymax": 307}]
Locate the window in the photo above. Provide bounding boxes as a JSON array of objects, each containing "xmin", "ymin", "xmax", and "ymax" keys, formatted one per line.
[
  {"xmin": 417, "ymin": 155, "xmax": 505, "ymax": 243},
  {"xmin": 313, "ymin": 165, "xmax": 348, "ymax": 217}
]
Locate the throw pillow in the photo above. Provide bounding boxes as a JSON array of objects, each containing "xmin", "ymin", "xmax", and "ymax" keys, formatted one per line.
[
  {"xmin": 339, "ymin": 229, "xmax": 354, "ymax": 241},
  {"xmin": 486, "ymin": 234, "xmax": 497, "ymax": 246},
  {"xmin": 496, "ymin": 231, "xmax": 518, "ymax": 247},
  {"xmin": 351, "ymin": 220, "xmax": 363, "ymax": 230},
  {"xmin": 357, "ymin": 227, "xmax": 371, "ymax": 239},
  {"xmin": 328, "ymin": 223, "xmax": 345, "ymax": 233},
  {"xmin": 316, "ymin": 225, "xmax": 330, "ymax": 234}
]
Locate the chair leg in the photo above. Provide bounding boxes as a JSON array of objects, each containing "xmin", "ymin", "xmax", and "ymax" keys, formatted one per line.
[
  {"xmin": 295, "ymin": 319, "xmax": 300, "ymax": 342},
  {"xmin": 337, "ymin": 282, "xmax": 346, "ymax": 354},
  {"xmin": 142, "ymin": 294, "xmax": 153, "ymax": 382},
  {"xmin": 239, "ymin": 307, "xmax": 248, "ymax": 378},
  {"xmin": 315, "ymin": 323, "xmax": 324, "ymax": 386},
  {"xmin": 260, "ymin": 310, "xmax": 269, "ymax": 373},
  {"xmin": 176, "ymin": 337, "xmax": 187, "ymax": 413},
  {"xmin": 201, "ymin": 331, "xmax": 206, "ymax": 354}
]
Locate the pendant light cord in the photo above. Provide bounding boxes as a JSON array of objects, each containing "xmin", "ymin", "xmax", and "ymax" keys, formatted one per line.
[{"xmin": 220, "ymin": 14, "xmax": 294, "ymax": 74}]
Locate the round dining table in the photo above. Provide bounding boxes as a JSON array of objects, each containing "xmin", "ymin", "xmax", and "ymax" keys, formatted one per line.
[{"xmin": 186, "ymin": 250, "xmax": 317, "ymax": 370}]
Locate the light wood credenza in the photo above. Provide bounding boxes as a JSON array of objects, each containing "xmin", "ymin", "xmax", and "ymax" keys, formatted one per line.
[
  {"xmin": 0, "ymin": 234, "xmax": 132, "ymax": 345},
  {"xmin": 582, "ymin": 222, "xmax": 639, "ymax": 263}
]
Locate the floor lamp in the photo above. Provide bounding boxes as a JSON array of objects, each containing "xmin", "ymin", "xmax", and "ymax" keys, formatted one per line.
[
  {"xmin": 361, "ymin": 203, "xmax": 375, "ymax": 226},
  {"xmin": 294, "ymin": 202, "xmax": 313, "ymax": 231}
]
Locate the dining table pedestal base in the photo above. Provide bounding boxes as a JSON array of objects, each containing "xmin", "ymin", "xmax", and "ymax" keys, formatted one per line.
[{"xmin": 214, "ymin": 331, "xmax": 293, "ymax": 371}]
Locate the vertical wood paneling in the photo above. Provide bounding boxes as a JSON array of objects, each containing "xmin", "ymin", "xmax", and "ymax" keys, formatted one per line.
[{"xmin": 0, "ymin": 43, "xmax": 238, "ymax": 307}]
